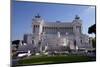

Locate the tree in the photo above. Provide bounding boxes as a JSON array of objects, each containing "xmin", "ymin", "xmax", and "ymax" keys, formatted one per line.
[
  {"xmin": 88, "ymin": 24, "xmax": 96, "ymax": 49},
  {"xmin": 88, "ymin": 24, "xmax": 96, "ymax": 34},
  {"xmin": 12, "ymin": 40, "xmax": 20, "ymax": 44},
  {"xmin": 12, "ymin": 40, "xmax": 21, "ymax": 58},
  {"xmin": 92, "ymin": 38, "xmax": 96, "ymax": 48},
  {"xmin": 12, "ymin": 40, "xmax": 20, "ymax": 49}
]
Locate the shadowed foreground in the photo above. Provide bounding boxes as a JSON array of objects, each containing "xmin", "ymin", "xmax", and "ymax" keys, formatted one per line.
[{"xmin": 17, "ymin": 55, "xmax": 96, "ymax": 66}]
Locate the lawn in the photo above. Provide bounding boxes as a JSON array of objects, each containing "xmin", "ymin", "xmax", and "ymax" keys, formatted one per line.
[{"xmin": 17, "ymin": 55, "xmax": 96, "ymax": 66}]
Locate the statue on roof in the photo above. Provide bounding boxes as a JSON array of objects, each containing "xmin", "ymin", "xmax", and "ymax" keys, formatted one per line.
[
  {"xmin": 75, "ymin": 15, "xmax": 80, "ymax": 20},
  {"xmin": 35, "ymin": 13, "xmax": 41, "ymax": 18}
]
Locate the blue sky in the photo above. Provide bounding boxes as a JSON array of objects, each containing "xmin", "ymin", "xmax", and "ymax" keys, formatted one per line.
[{"xmin": 12, "ymin": 1, "xmax": 95, "ymax": 40}]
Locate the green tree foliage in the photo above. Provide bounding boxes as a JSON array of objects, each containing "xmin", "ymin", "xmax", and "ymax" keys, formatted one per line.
[
  {"xmin": 92, "ymin": 37, "xmax": 96, "ymax": 48},
  {"xmin": 12, "ymin": 40, "xmax": 20, "ymax": 58},
  {"xmin": 88, "ymin": 24, "xmax": 96, "ymax": 34},
  {"xmin": 12, "ymin": 40, "xmax": 20, "ymax": 49},
  {"xmin": 88, "ymin": 24, "xmax": 96, "ymax": 48}
]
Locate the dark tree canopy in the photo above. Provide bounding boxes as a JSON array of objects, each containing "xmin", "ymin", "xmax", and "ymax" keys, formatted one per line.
[
  {"xmin": 12, "ymin": 40, "xmax": 21, "ymax": 49},
  {"xmin": 88, "ymin": 24, "xmax": 96, "ymax": 34},
  {"xmin": 12, "ymin": 40, "xmax": 20, "ymax": 45}
]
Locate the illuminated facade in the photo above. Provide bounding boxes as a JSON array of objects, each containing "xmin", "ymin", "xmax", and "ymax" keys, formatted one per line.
[{"xmin": 23, "ymin": 14, "xmax": 93, "ymax": 52}]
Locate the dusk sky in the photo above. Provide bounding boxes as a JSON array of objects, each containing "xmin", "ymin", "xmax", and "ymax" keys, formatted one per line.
[{"xmin": 12, "ymin": 1, "xmax": 95, "ymax": 40}]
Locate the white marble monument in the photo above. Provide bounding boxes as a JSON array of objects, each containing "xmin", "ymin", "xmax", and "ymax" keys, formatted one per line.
[{"xmin": 23, "ymin": 14, "xmax": 93, "ymax": 52}]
